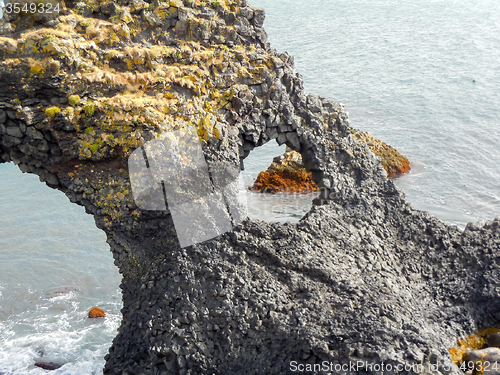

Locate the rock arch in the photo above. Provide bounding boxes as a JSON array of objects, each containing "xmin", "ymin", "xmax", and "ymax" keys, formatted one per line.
[{"xmin": 1, "ymin": 1, "xmax": 499, "ymax": 374}]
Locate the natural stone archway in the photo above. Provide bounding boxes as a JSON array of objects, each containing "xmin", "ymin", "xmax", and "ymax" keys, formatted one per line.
[
  {"xmin": 1, "ymin": 1, "xmax": 499, "ymax": 375},
  {"xmin": 240, "ymin": 141, "xmax": 319, "ymax": 222}
]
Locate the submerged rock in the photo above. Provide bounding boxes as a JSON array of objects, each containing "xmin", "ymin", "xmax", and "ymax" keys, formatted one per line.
[
  {"xmin": 34, "ymin": 362, "xmax": 62, "ymax": 370},
  {"xmin": 250, "ymin": 150, "xmax": 319, "ymax": 193},
  {"xmin": 45, "ymin": 286, "xmax": 79, "ymax": 299},
  {"xmin": 88, "ymin": 307, "xmax": 105, "ymax": 318}
]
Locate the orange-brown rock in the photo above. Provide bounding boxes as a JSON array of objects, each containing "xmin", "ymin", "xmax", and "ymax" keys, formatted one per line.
[
  {"xmin": 88, "ymin": 307, "xmax": 106, "ymax": 318},
  {"xmin": 353, "ymin": 130, "xmax": 411, "ymax": 177},
  {"xmin": 250, "ymin": 151, "xmax": 319, "ymax": 193}
]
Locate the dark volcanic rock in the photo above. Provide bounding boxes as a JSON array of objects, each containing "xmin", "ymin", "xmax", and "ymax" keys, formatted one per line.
[
  {"xmin": 0, "ymin": 1, "xmax": 499, "ymax": 375},
  {"xmin": 489, "ymin": 333, "xmax": 500, "ymax": 348}
]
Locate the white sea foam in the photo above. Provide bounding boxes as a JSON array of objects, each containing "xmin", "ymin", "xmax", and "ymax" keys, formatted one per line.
[{"xmin": 0, "ymin": 301, "xmax": 122, "ymax": 374}]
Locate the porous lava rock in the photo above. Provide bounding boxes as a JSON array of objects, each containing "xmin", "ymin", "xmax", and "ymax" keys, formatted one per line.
[
  {"xmin": 0, "ymin": 1, "xmax": 499, "ymax": 374},
  {"xmin": 250, "ymin": 150, "xmax": 319, "ymax": 193},
  {"xmin": 88, "ymin": 306, "xmax": 106, "ymax": 318}
]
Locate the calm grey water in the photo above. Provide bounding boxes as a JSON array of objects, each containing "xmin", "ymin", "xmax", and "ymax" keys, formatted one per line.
[{"xmin": 1, "ymin": 0, "xmax": 500, "ymax": 372}]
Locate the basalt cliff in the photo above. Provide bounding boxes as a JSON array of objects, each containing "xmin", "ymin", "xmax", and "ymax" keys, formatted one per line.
[{"xmin": 0, "ymin": 1, "xmax": 499, "ymax": 374}]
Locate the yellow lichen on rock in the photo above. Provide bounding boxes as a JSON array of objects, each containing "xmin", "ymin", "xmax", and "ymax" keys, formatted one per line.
[
  {"xmin": 82, "ymin": 102, "xmax": 96, "ymax": 117},
  {"xmin": 68, "ymin": 95, "xmax": 81, "ymax": 107},
  {"xmin": 45, "ymin": 106, "xmax": 61, "ymax": 117},
  {"xmin": 29, "ymin": 58, "xmax": 45, "ymax": 75},
  {"xmin": 197, "ymin": 115, "xmax": 220, "ymax": 141}
]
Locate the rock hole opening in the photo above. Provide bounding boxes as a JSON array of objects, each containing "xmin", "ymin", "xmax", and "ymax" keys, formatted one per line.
[
  {"xmin": 238, "ymin": 139, "xmax": 319, "ymax": 223},
  {"xmin": 0, "ymin": 162, "xmax": 122, "ymax": 373}
]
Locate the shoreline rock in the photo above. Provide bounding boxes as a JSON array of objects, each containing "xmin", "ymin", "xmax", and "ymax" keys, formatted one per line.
[
  {"xmin": 353, "ymin": 129, "xmax": 411, "ymax": 177},
  {"xmin": 449, "ymin": 328, "xmax": 500, "ymax": 373}
]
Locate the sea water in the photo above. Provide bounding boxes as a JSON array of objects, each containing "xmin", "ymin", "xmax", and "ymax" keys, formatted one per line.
[
  {"xmin": 1, "ymin": 0, "xmax": 500, "ymax": 372},
  {"xmin": 252, "ymin": 0, "xmax": 500, "ymax": 228},
  {"xmin": 0, "ymin": 165, "xmax": 122, "ymax": 374}
]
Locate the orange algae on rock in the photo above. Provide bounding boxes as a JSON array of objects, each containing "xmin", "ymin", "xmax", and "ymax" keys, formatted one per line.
[
  {"xmin": 353, "ymin": 130, "xmax": 411, "ymax": 178},
  {"xmin": 88, "ymin": 307, "xmax": 106, "ymax": 318},
  {"xmin": 250, "ymin": 150, "xmax": 319, "ymax": 193},
  {"xmin": 448, "ymin": 327, "xmax": 500, "ymax": 365}
]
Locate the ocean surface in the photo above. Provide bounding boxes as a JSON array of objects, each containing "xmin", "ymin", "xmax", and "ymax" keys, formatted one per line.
[
  {"xmin": 1, "ymin": 0, "xmax": 500, "ymax": 372},
  {"xmin": 0, "ymin": 165, "xmax": 122, "ymax": 374},
  {"xmin": 252, "ymin": 0, "xmax": 500, "ymax": 228}
]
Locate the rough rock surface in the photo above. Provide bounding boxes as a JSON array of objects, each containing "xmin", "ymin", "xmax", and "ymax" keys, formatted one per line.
[
  {"xmin": 0, "ymin": 1, "xmax": 499, "ymax": 375},
  {"xmin": 250, "ymin": 150, "xmax": 319, "ymax": 193}
]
